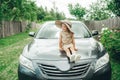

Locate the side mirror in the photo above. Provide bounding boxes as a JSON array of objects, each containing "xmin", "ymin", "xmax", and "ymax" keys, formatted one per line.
[
  {"xmin": 29, "ymin": 32, "xmax": 35, "ymax": 37},
  {"xmin": 92, "ymin": 30, "xmax": 99, "ymax": 36}
]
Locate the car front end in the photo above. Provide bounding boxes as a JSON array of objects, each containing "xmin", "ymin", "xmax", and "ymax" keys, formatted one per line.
[
  {"xmin": 18, "ymin": 54, "xmax": 111, "ymax": 80},
  {"xmin": 18, "ymin": 39, "xmax": 111, "ymax": 80}
]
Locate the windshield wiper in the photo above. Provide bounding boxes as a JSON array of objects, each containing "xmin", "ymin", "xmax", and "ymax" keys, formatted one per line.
[
  {"xmin": 84, "ymin": 36, "xmax": 91, "ymax": 38},
  {"xmin": 38, "ymin": 37, "xmax": 48, "ymax": 39}
]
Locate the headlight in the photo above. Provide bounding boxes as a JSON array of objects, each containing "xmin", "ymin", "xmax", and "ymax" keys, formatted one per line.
[
  {"xmin": 19, "ymin": 45, "xmax": 34, "ymax": 70},
  {"xmin": 95, "ymin": 53, "xmax": 109, "ymax": 71},
  {"xmin": 19, "ymin": 55, "xmax": 35, "ymax": 71}
]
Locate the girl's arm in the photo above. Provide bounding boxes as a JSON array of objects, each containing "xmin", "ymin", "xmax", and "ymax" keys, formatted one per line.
[
  {"xmin": 59, "ymin": 32, "xmax": 63, "ymax": 50},
  {"xmin": 72, "ymin": 34, "xmax": 78, "ymax": 51}
]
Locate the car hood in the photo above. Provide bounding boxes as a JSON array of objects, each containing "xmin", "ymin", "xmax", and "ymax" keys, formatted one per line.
[{"xmin": 23, "ymin": 38, "xmax": 101, "ymax": 60}]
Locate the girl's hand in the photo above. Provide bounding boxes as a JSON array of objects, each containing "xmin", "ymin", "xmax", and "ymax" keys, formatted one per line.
[
  {"xmin": 74, "ymin": 48, "xmax": 78, "ymax": 51},
  {"xmin": 59, "ymin": 47, "xmax": 64, "ymax": 51}
]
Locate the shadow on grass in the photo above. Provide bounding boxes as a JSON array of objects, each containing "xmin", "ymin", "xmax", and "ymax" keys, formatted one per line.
[{"xmin": 111, "ymin": 53, "xmax": 120, "ymax": 64}]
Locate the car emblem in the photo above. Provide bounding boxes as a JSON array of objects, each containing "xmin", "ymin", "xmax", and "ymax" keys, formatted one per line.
[{"xmin": 56, "ymin": 61, "xmax": 71, "ymax": 71}]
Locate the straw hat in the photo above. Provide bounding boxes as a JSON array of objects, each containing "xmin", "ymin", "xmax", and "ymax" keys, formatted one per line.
[{"xmin": 55, "ymin": 20, "xmax": 73, "ymax": 33}]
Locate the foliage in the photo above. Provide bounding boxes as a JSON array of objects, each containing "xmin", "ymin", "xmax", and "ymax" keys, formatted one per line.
[
  {"xmin": 111, "ymin": 58, "xmax": 120, "ymax": 80},
  {"xmin": 36, "ymin": 6, "xmax": 47, "ymax": 21},
  {"xmin": 55, "ymin": 12, "xmax": 65, "ymax": 20},
  {"xmin": 68, "ymin": 0, "xmax": 113, "ymax": 20},
  {"xmin": 107, "ymin": 0, "xmax": 120, "ymax": 16},
  {"xmin": 68, "ymin": 3, "xmax": 86, "ymax": 20},
  {"xmin": 100, "ymin": 28, "xmax": 120, "ymax": 80},
  {"xmin": 0, "ymin": 0, "xmax": 37, "ymax": 21},
  {"xmin": 0, "ymin": 0, "xmax": 65, "ymax": 21},
  {"xmin": 44, "ymin": 15, "xmax": 55, "ymax": 21},
  {"xmin": 25, "ymin": 22, "xmax": 32, "ymax": 32},
  {"xmin": 100, "ymin": 27, "xmax": 120, "ymax": 59},
  {"xmin": 86, "ymin": 0, "xmax": 111, "ymax": 20},
  {"xmin": 42, "ymin": 8, "xmax": 65, "ymax": 21}
]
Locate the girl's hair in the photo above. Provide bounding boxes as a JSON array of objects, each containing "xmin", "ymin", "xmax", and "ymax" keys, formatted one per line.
[{"xmin": 67, "ymin": 27, "xmax": 74, "ymax": 34}]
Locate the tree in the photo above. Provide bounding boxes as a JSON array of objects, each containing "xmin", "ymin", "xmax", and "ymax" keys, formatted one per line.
[
  {"xmin": 43, "ymin": 7, "xmax": 65, "ymax": 21},
  {"xmin": 68, "ymin": 3, "xmax": 86, "ymax": 20},
  {"xmin": 107, "ymin": 0, "xmax": 120, "ymax": 16},
  {"xmin": 56, "ymin": 12, "xmax": 65, "ymax": 20},
  {"xmin": 14, "ymin": 0, "xmax": 38, "ymax": 21},
  {"xmin": 0, "ymin": 0, "xmax": 38, "ymax": 21},
  {"xmin": 86, "ymin": 0, "xmax": 111, "ymax": 20},
  {"xmin": 0, "ymin": 0, "xmax": 65, "ymax": 21},
  {"xmin": 36, "ymin": 6, "xmax": 46, "ymax": 21}
]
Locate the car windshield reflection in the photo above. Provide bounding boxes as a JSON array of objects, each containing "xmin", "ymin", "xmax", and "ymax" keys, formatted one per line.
[{"xmin": 35, "ymin": 22, "xmax": 91, "ymax": 39}]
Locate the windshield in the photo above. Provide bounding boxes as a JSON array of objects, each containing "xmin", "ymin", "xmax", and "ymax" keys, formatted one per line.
[{"xmin": 36, "ymin": 22, "xmax": 91, "ymax": 39}]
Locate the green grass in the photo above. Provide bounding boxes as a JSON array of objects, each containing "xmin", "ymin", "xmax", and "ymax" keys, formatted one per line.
[
  {"xmin": 0, "ymin": 31, "xmax": 120, "ymax": 80},
  {"xmin": 0, "ymin": 32, "xmax": 29, "ymax": 47},
  {"xmin": 110, "ymin": 57, "xmax": 120, "ymax": 80},
  {"xmin": 111, "ymin": 62, "xmax": 120, "ymax": 80},
  {"xmin": 0, "ymin": 28, "xmax": 38, "ymax": 48},
  {"xmin": 0, "ymin": 31, "xmax": 33, "ymax": 80}
]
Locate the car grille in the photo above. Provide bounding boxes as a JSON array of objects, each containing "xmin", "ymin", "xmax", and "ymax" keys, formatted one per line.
[{"xmin": 38, "ymin": 63, "xmax": 90, "ymax": 78}]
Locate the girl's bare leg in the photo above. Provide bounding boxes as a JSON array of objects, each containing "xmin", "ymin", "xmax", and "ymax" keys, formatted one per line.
[
  {"xmin": 70, "ymin": 46, "xmax": 76, "ymax": 54},
  {"xmin": 64, "ymin": 48, "xmax": 75, "ymax": 62},
  {"xmin": 70, "ymin": 46, "xmax": 80, "ymax": 62},
  {"xmin": 64, "ymin": 48, "xmax": 71, "ymax": 57}
]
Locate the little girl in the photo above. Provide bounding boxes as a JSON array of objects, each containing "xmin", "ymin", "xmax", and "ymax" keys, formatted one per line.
[{"xmin": 55, "ymin": 20, "xmax": 80, "ymax": 63}]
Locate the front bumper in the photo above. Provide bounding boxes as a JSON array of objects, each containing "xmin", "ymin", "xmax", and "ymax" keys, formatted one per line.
[
  {"xmin": 18, "ymin": 65, "xmax": 37, "ymax": 80},
  {"xmin": 92, "ymin": 62, "xmax": 111, "ymax": 80},
  {"xmin": 18, "ymin": 62, "xmax": 111, "ymax": 80}
]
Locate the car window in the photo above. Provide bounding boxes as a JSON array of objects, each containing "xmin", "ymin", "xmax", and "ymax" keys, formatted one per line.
[
  {"xmin": 72, "ymin": 23, "xmax": 91, "ymax": 38},
  {"xmin": 35, "ymin": 22, "xmax": 91, "ymax": 39}
]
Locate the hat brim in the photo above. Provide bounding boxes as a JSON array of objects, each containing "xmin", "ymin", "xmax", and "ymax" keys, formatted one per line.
[
  {"xmin": 55, "ymin": 20, "xmax": 62, "ymax": 28},
  {"xmin": 55, "ymin": 20, "xmax": 73, "ymax": 33}
]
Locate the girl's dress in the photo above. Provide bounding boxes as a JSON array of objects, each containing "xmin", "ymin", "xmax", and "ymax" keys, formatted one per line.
[{"xmin": 61, "ymin": 31, "xmax": 73, "ymax": 50}]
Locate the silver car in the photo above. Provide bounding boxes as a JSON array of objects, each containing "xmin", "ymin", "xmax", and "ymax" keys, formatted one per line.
[{"xmin": 18, "ymin": 21, "xmax": 111, "ymax": 80}]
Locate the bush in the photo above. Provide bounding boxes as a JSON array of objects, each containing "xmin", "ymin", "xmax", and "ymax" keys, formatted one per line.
[
  {"xmin": 25, "ymin": 22, "xmax": 32, "ymax": 32},
  {"xmin": 44, "ymin": 15, "xmax": 56, "ymax": 21},
  {"xmin": 100, "ymin": 27, "xmax": 120, "ymax": 60}
]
